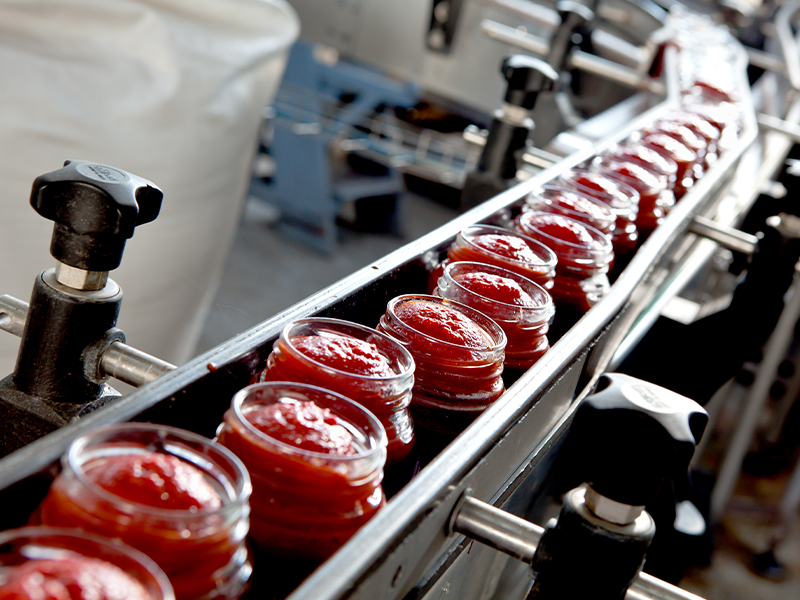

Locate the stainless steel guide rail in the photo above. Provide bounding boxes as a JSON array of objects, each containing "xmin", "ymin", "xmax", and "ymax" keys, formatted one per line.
[{"xmin": 0, "ymin": 13, "xmax": 775, "ymax": 600}]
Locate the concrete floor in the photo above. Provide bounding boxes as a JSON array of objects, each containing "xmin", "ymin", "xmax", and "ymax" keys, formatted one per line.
[{"xmin": 195, "ymin": 182, "xmax": 800, "ymax": 600}]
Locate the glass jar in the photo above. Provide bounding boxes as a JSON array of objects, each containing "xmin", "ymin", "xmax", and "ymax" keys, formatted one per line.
[
  {"xmin": 557, "ymin": 168, "xmax": 640, "ymax": 256},
  {"xmin": 216, "ymin": 382, "xmax": 387, "ymax": 562},
  {"xmin": 662, "ymin": 110, "xmax": 721, "ymax": 168},
  {"xmin": 0, "ymin": 527, "xmax": 173, "ymax": 600},
  {"xmin": 640, "ymin": 131, "xmax": 701, "ymax": 198},
  {"xmin": 255, "ymin": 318, "xmax": 415, "ymax": 464},
  {"xmin": 434, "ymin": 261, "xmax": 554, "ymax": 371},
  {"xmin": 377, "ymin": 294, "xmax": 506, "ymax": 434},
  {"xmin": 525, "ymin": 185, "xmax": 616, "ymax": 236},
  {"xmin": 35, "ymin": 424, "xmax": 251, "ymax": 600},
  {"xmin": 441, "ymin": 224, "xmax": 557, "ymax": 291},
  {"xmin": 592, "ymin": 155, "xmax": 675, "ymax": 238},
  {"xmin": 516, "ymin": 211, "xmax": 613, "ymax": 312}
]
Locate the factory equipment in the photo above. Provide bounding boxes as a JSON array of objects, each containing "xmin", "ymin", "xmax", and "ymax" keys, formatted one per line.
[{"xmin": 1, "ymin": 3, "xmax": 800, "ymax": 600}]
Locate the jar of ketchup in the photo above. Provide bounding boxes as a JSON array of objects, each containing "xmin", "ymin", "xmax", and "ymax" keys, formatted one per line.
[
  {"xmin": 592, "ymin": 155, "xmax": 675, "ymax": 238},
  {"xmin": 557, "ymin": 169, "xmax": 640, "ymax": 256},
  {"xmin": 434, "ymin": 261, "xmax": 554, "ymax": 371},
  {"xmin": 0, "ymin": 527, "xmax": 173, "ymax": 600},
  {"xmin": 515, "ymin": 211, "xmax": 614, "ymax": 313},
  {"xmin": 34, "ymin": 424, "xmax": 251, "ymax": 600},
  {"xmin": 662, "ymin": 110, "xmax": 721, "ymax": 168},
  {"xmin": 525, "ymin": 185, "xmax": 616, "ymax": 236},
  {"xmin": 216, "ymin": 382, "xmax": 387, "ymax": 562},
  {"xmin": 640, "ymin": 131, "xmax": 702, "ymax": 198},
  {"xmin": 377, "ymin": 294, "xmax": 506, "ymax": 434},
  {"xmin": 255, "ymin": 318, "xmax": 415, "ymax": 464},
  {"xmin": 433, "ymin": 224, "xmax": 557, "ymax": 292}
]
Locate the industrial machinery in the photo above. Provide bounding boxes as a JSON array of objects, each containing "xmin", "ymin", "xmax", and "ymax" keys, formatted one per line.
[{"xmin": 2, "ymin": 2, "xmax": 800, "ymax": 599}]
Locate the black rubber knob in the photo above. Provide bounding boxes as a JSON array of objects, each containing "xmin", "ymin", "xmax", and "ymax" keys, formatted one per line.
[
  {"xmin": 571, "ymin": 373, "xmax": 708, "ymax": 508},
  {"xmin": 30, "ymin": 160, "xmax": 163, "ymax": 272},
  {"xmin": 501, "ymin": 55, "xmax": 558, "ymax": 110}
]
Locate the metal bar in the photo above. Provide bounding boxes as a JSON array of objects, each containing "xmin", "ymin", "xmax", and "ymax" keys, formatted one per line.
[
  {"xmin": 480, "ymin": 19, "xmax": 550, "ymax": 55},
  {"xmin": 478, "ymin": 0, "xmax": 560, "ymax": 30},
  {"xmin": 451, "ymin": 496, "xmax": 706, "ymax": 600},
  {"xmin": 688, "ymin": 215, "xmax": 758, "ymax": 256},
  {"xmin": 711, "ymin": 270, "xmax": 800, "ymax": 518},
  {"xmin": 0, "ymin": 295, "xmax": 27, "ymax": 337},
  {"xmin": 100, "ymin": 342, "xmax": 176, "ymax": 388},
  {"xmin": 746, "ymin": 48, "xmax": 785, "ymax": 75},
  {"xmin": 757, "ymin": 112, "xmax": 800, "ymax": 143},
  {"xmin": 775, "ymin": 0, "xmax": 800, "ymax": 91},
  {"xmin": 0, "ymin": 295, "xmax": 175, "ymax": 388},
  {"xmin": 568, "ymin": 50, "xmax": 666, "ymax": 94}
]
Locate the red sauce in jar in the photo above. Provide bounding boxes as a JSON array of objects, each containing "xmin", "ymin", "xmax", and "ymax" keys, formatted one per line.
[
  {"xmin": 440, "ymin": 225, "xmax": 557, "ymax": 292},
  {"xmin": 216, "ymin": 383, "xmax": 387, "ymax": 561},
  {"xmin": 0, "ymin": 557, "xmax": 154, "ymax": 600},
  {"xmin": 435, "ymin": 263, "xmax": 554, "ymax": 371},
  {"xmin": 516, "ymin": 212, "xmax": 613, "ymax": 313},
  {"xmin": 257, "ymin": 319, "xmax": 415, "ymax": 464},
  {"xmin": 642, "ymin": 132, "xmax": 701, "ymax": 198},
  {"xmin": 35, "ymin": 425, "xmax": 250, "ymax": 600},
  {"xmin": 526, "ymin": 186, "xmax": 615, "ymax": 236},
  {"xmin": 377, "ymin": 295, "xmax": 506, "ymax": 433}
]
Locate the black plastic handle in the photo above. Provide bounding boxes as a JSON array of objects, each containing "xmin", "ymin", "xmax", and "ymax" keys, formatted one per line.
[
  {"xmin": 30, "ymin": 160, "xmax": 163, "ymax": 272},
  {"xmin": 571, "ymin": 373, "xmax": 708, "ymax": 508},
  {"xmin": 501, "ymin": 56, "xmax": 558, "ymax": 110}
]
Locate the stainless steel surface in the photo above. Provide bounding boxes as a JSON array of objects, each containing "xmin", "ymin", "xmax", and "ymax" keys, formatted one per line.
[
  {"xmin": 479, "ymin": 0, "xmax": 560, "ymax": 30},
  {"xmin": 451, "ymin": 494, "xmax": 544, "ymax": 563},
  {"xmin": 481, "ymin": 19, "xmax": 551, "ymax": 55},
  {"xmin": 775, "ymin": 0, "xmax": 800, "ymax": 92},
  {"xmin": 688, "ymin": 215, "xmax": 758, "ymax": 256},
  {"xmin": 100, "ymin": 341, "xmax": 177, "ymax": 388},
  {"xmin": 584, "ymin": 485, "xmax": 645, "ymax": 526},
  {"xmin": 568, "ymin": 50, "xmax": 666, "ymax": 94},
  {"xmin": 0, "ymin": 295, "xmax": 27, "ymax": 337},
  {"xmin": 747, "ymin": 47, "xmax": 786, "ymax": 75},
  {"xmin": 54, "ymin": 263, "xmax": 108, "ymax": 291},
  {"xmin": 758, "ymin": 112, "xmax": 800, "ymax": 143}
]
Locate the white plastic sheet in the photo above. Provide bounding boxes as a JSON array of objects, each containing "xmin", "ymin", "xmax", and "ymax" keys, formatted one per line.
[{"xmin": 0, "ymin": 0, "xmax": 299, "ymax": 378}]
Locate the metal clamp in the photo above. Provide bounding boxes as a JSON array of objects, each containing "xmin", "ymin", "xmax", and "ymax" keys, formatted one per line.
[
  {"xmin": 449, "ymin": 493, "xmax": 706, "ymax": 600},
  {"xmin": 0, "ymin": 295, "xmax": 175, "ymax": 388}
]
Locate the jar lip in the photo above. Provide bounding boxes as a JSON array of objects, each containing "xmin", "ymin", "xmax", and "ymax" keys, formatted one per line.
[
  {"xmin": 592, "ymin": 155, "xmax": 667, "ymax": 194},
  {"xmin": 65, "ymin": 423, "xmax": 251, "ymax": 520},
  {"xmin": 0, "ymin": 526, "xmax": 175, "ymax": 600},
  {"xmin": 385, "ymin": 293, "xmax": 507, "ymax": 354},
  {"xmin": 280, "ymin": 317, "xmax": 415, "ymax": 382},
  {"xmin": 459, "ymin": 224, "xmax": 557, "ymax": 269},
  {"xmin": 441, "ymin": 261, "xmax": 554, "ymax": 318},
  {"xmin": 558, "ymin": 169, "xmax": 640, "ymax": 210},
  {"xmin": 518, "ymin": 211, "xmax": 614, "ymax": 256},
  {"xmin": 528, "ymin": 185, "xmax": 616, "ymax": 228},
  {"xmin": 231, "ymin": 381, "xmax": 388, "ymax": 462}
]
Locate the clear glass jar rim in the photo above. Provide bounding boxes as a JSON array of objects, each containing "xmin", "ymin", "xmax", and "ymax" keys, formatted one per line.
[
  {"xmin": 592, "ymin": 155, "xmax": 668, "ymax": 193},
  {"xmin": 441, "ymin": 261, "xmax": 554, "ymax": 319},
  {"xmin": 280, "ymin": 317, "xmax": 415, "ymax": 383},
  {"xmin": 231, "ymin": 381, "xmax": 388, "ymax": 463},
  {"xmin": 65, "ymin": 423, "xmax": 251, "ymax": 520},
  {"xmin": 0, "ymin": 526, "xmax": 175, "ymax": 600},
  {"xmin": 385, "ymin": 293, "xmax": 507, "ymax": 355},
  {"xmin": 528, "ymin": 185, "xmax": 616, "ymax": 226},
  {"xmin": 459, "ymin": 224, "xmax": 557, "ymax": 269},
  {"xmin": 558, "ymin": 169, "xmax": 640, "ymax": 210},
  {"xmin": 519, "ymin": 211, "xmax": 613, "ymax": 256}
]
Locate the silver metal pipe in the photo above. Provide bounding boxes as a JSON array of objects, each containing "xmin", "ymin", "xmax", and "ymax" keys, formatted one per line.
[
  {"xmin": 478, "ymin": 0, "xmax": 560, "ymax": 30},
  {"xmin": 746, "ymin": 48, "xmax": 785, "ymax": 75},
  {"xmin": 0, "ymin": 295, "xmax": 28, "ymax": 337},
  {"xmin": 775, "ymin": 0, "xmax": 800, "ymax": 91},
  {"xmin": 688, "ymin": 215, "xmax": 758, "ymax": 256},
  {"xmin": 450, "ymin": 495, "xmax": 543, "ymax": 563},
  {"xmin": 568, "ymin": 51, "xmax": 666, "ymax": 94},
  {"xmin": 480, "ymin": 19, "xmax": 550, "ymax": 55},
  {"xmin": 757, "ymin": 112, "xmax": 800, "ymax": 143},
  {"xmin": 100, "ymin": 341, "xmax": 176, "ymax": 388},
  {"xmin": 451, "ymin": 496, "xmax": 707, "ymax": 600}
]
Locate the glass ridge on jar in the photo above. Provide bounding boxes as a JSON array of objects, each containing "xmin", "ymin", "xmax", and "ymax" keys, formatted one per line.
[
  {"xmin": 515, "ymin": 210, "xmax": 614, "ymax": 313},
  {"xmin": 255, "ymin": 317, "xmax": 415, "ymax": 464},
  {"xmin": 434, "ymin": 261, "xmax": 554, "ymax": 371},
  {"xmin": 34, "ymin": 424, "xmax": 251, "ymax": 600},
  {"xmin": 556, "ymin": 168, "xmax": 640, "ymax": 256},
  {"xmin": 215, "ymin": 382, "xmax": 387, "ymax": 562},
  {"xmin": 525, "ymin": 185, "xmax": 616, "ymax": 236},
  {"xmin": 0, "ymin": 527, "xmax": 174, "ymax": 600},
  {"xmin": 377, "ymin": 294, "xmax": 507, "ymax": 434}
]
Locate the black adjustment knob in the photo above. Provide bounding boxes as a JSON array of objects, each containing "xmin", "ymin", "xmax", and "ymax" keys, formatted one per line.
[
  {"xmin": 571, "ymin": 373, "xmax": 708, "ymax": 508},
  {"xmin": 501, "ymin": 56, "xmax": 558, "ymax": 110},
  {"xmin": 30, "ymin": 160, "xmax": 163, "ymax": 272}
]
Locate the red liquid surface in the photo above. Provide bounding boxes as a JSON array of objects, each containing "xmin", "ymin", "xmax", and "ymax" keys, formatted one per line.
[
  {"xmin": 395, "ymin": 300, "xmax": 492, "ymax": 350},
  {"xmin": 0, "ymin": 558, "xmax": 154, "ymax": 600},
  {"xmin": 453, "ymin": 272, "xmax": 537, "ymax": 307},
  {"xmin": 37, "ymin": 453, "xmax": 240, "ymax": 600},
  {"xmin": 291, "ymin": 335, "xmax": 394, "ymax": 378},
  {"xmin": 246, "ymin": 398, "xmax": 357, "ymax": 455},
  {"xmin": 217, "ymin": 402, "xmax": 384, "ymax": 561},
  {"xmin": 523, "ymin": 213, "xmax": 595, "ymax": 247},
  {"xmin": 535, "ymin": 188, "xmax": 614, "ymax": 233},
  {"xmin": 471, "ymin": 234, "xmax": 544, "ymax": 264}
]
